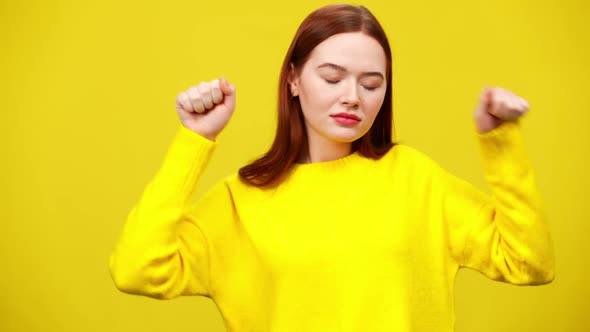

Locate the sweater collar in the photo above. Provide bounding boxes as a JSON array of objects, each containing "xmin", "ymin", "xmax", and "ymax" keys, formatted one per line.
[{"xmin": 290, "ymin": 150, "xmax": 364, "ymax": 173}]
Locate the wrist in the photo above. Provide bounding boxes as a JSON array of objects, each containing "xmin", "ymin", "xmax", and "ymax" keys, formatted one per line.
[
  {"xmin": 196, "ymin": 129, "xmax": 217, "ymax": 142},
  {"xmin": 474, "ymin": 110, "xmax": 502, "ymax": 134},
  {"xmin": 181, "ymin": 124, "xmax": 218, "ymax": 142}
]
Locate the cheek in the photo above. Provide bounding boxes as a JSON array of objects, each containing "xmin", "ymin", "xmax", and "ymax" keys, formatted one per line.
[
  {"xmin": 300, "ymin": 77, "xmax": 339, "ymax": 110},
  {"xmin": 363, "ymin": 93, "xmax": 386, "ymax": 119}
]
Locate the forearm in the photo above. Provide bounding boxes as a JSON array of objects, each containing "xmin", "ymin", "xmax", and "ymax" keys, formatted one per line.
[
  {"xmin": 109, "ymin": 125, "xmax": 216, "ymax": 297},
  {"xmin": 468, "ymin": 121, "xmax": 555, "ymax": 284}
]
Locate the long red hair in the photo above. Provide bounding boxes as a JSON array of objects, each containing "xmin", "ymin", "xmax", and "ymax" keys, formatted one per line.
[{"xmin": 239, "ymin": 4, "xmax": 395, "ymax": 187}]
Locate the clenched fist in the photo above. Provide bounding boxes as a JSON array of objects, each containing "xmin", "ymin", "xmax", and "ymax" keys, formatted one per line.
[
  {"xmin": 474, "ymin": 86, "xmax": 530, "ymax": 133},
  {"xmin": 176, "ymin": 77, "xmax": 236, "ymax": 141}
]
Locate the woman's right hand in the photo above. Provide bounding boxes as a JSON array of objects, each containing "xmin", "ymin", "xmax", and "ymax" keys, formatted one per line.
[{"xmin": 175, "ymin": 77, "xmax": 236, "ymax": 141}]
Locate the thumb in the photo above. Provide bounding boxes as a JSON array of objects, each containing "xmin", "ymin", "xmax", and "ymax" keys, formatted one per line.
[
  {"xmin": 220, "ymin": 77, "xmax": 236, "ymax": 96},
  {"xmin": 219, "ymin": 77, "xmax": 236, "ymax": 111},
  {"xmin": 475, "ymin": 85, "xmax": 493, "ymax": 115}
]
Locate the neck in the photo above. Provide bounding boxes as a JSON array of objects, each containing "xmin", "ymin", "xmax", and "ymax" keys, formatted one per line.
[{"xmin": 298, "ymin": 131, "xmax": 352, "ymax": 164}]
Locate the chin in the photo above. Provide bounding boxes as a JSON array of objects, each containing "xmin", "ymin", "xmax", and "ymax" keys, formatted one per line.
[{"xmin": 326, "ymin": 127, "xmax": 368, "ymax": 143}]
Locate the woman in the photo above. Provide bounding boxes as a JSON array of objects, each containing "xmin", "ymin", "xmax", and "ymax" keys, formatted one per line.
[{"xmin": 109, "ymin": 4, "xmax": 555, "ymax": 331}]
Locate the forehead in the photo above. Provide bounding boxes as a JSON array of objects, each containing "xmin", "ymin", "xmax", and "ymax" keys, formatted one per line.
[{"xmin": 306, "ymin": 32, "xmax": 387, "ymax": 72}]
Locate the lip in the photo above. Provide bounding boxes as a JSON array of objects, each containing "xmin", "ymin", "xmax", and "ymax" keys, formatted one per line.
[
  {"xmin": 331, "ymin": 112, "xmax": 361, "ymax": 126},
  {"xmin": 331, "ymin": 112, "xmax": 361, "ymax": 121}
]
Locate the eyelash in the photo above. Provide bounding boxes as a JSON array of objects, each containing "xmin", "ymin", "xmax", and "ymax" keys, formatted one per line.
[{"xmin": 324, "ymin": 79, "xmax": 378, "ymax": 91}]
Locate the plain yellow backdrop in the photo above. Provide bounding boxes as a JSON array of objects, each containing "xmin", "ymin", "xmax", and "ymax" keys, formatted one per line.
[{"xmin": 1, "ymin": 0, "xmax": 588, "ymax": 331}]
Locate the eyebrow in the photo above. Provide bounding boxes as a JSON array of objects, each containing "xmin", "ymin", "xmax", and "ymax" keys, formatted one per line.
[{"xmin": 316, "ymin": 62, "xmax": 384, "ymax": 79}]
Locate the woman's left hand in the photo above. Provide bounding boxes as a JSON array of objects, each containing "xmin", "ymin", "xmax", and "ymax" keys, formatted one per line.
[{"xmin": 474, "ymin": 86, "xmax": 530, "ymax": 133}]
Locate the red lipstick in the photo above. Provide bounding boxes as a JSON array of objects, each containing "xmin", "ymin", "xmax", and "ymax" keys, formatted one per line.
[{"xmin": 331, "ymin": 112, "xmax": 361, "ymax": 125}]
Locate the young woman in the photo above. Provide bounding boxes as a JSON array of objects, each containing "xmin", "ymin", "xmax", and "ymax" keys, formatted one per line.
[{"xmin": 109, "ymin": 4, "xmax": 555, "ymax": 331}]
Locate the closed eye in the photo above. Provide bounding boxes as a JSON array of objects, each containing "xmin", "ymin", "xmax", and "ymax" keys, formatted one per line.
[
  {"xmin": 324, "ymin": 78, "xmax": 380, "ymax": 91},
  {"xmin": 324, "ymin": 79, "xmax": 340, "ymax": 84}
]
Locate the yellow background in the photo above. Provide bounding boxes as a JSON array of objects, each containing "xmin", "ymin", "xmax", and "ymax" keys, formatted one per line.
[{"xmin": 1, "ymin": 0, "xmax": 588, "ymax": 331}]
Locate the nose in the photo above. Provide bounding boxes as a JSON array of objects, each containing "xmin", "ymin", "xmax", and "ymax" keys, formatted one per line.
[{"xmin": 339, "ymin": 80, "xmax": 360, "ymax": 108}]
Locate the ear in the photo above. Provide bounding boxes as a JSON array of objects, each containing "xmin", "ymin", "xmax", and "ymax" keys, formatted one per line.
[{"xmin": 287, "ymin": 62, "xmax": 299, "ymax": 97}]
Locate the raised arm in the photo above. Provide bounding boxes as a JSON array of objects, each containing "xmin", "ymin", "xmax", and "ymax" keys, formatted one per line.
[
  {"xmin": 443, "ymin": 87, "xmax": 555, "ymax": 285},
  {"xmin": 109, "ymin": 78, "xmax": 237, "ymax": 299}
]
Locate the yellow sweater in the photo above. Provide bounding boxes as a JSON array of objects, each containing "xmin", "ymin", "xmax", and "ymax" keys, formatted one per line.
[{"xmin": 109, "ymin": 121, "xmax": 555, "ymax": 332}]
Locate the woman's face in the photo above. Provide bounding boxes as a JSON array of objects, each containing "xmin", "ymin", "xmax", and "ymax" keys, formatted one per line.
[{"xmin": 289, "ymin": 32, "xmax": 388, "ymax": 145}]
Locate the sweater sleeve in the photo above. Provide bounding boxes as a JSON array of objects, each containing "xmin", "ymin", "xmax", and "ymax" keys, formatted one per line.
[
  {"xmin": 440, "ymin": 121, "xmax": 555, "ymax": 285},
  {"xmin": 109, "ymin": 125, "xmax": 216, "ymax": 299}
]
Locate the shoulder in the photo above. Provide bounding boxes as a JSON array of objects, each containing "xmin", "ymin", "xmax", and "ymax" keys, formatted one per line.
[
  {"xmin": 188, "ymin": 173, "xmax": 256, "ymax": 217},
  {"xmin": 201, "ymin": 173, "xmax": 246, "ymax": 198},
  {"xmin": 212, "ymin": 172, "xmax": 269, "ymax": 199},
  {"xmin": 381, "ymin": 143, "xmax": 441, "ymax": 172}
]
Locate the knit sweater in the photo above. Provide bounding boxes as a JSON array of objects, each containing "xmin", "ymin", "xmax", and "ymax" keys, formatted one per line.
[{"xmin": 109, "ymin": 121, "xmax": 555, "ymax": 332}]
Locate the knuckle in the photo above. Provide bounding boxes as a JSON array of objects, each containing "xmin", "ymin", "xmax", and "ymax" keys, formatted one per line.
[
  {"xmin": 187, "ymin": 86, "xmax": 199, "ymax": 98},
  {"xmin": 193, "ymin": 95, "xmax": 202, "ymax": 104},
  {"xmin": 198, "ymin": 82, "xmax": 211, "ymax": 93},
  {"xmin": 189, "ymin": 91, "xmax": 201, "ymax": 102},
  {"xmin": 179, "ymin": 93, "xmax": 191, "ymax": 105}
]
